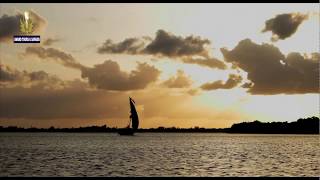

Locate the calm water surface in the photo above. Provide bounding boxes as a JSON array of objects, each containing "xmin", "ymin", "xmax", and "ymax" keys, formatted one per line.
[{"xmin": 0, "ymin": 133, "xmax": 319, "ymax": 176}]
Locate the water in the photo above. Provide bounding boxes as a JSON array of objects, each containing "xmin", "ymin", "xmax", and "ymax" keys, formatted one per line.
[{"xmin": 0, "ymin": 133, "xmax": 319, "ymax": 176}]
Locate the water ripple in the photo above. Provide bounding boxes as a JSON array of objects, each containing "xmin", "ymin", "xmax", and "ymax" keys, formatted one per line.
[{"xmin": 0, "ymin": 133, "xmax": 319, "ymax": 176}]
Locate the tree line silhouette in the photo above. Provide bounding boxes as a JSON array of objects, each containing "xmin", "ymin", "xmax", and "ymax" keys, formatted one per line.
[
  {"xmin": 0, "ymin": 116, "xmax": 319, "ymax": 134},
  {"xmin": 229, "ymin": 116, "xmax": 319, "ymax": 134}
]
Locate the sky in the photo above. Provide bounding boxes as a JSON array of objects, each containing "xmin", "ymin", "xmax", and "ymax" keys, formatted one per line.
[{"xmin": 0, "ymin": 3, "xmax": 319, "ymax": 128}]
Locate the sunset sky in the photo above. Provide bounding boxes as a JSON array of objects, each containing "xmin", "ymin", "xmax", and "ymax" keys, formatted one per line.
[{"xmin": 0, "ymin": 3, "xmax": 319, "ymax": 128}]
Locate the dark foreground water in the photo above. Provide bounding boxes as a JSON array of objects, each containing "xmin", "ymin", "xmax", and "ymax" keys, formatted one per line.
[{"xmin": 0, "ymin": 133, "xmax": 319, "ymax": 176}]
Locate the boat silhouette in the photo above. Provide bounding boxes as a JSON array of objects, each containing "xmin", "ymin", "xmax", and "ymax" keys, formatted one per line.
[{"xmin": 118, "ymin": 97, "xmax": 139, "ymax": 136}]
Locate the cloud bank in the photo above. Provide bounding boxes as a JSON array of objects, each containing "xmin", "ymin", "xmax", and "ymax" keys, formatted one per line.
[
  {"xmin": 221, "ymin": 39, "xmax": 319, "ymax": 94},
  {"xmin": 200, "ymin": 74, "xmax": 242, "ymax": 90}
]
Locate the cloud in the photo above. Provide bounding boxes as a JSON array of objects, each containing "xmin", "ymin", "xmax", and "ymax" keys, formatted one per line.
[
  {"xmin": 262, "ymin": 13, "xmax": 308, "ymax": 41},
  {"xmin": 0, "ymin": 66, "xmax": 243, "ymax": 127},
  {"xmin": 162, "ymin": 69, "xmax": 192, "ymax": 88},
  {"xmin": 143, "ymin": 29, "xmax": 210, "ymax": 57},
  {"xmin": 221, "ymin": 39, "xmax": 319, "ymax": 94},
  {"xmin": 0, "ymin": 64, "xmax": 125, "ymax": 120},
  {"xmin": 0, "ymin": 64, "xmax": 67, "ymax": 89},
  {"xmin": 200, "ymin": 74, "xmax": 242, "ymax": 90},
  {"xmin": 0, "ymin": 64, "xmax": 24, "ymax": 82},
  {"xmin": 0, "ymin": 10, "xmax": 47, "ymax": 43},
  {"xmin": 23, "ymin": 46, "xmax": 162, "ymax": 91},
  {"xmin": 97, "ymin": 29, "xmax": 226, "ymax": 69},
  {"xmin": 23, "ymin": 46, "xmax": 84, "ymax": 70},
  {"xmin": 0, "ymin": 64, "xmax": 121, "ymax": 120},
  {"xmin": 97, "ymin": 38, "xmax": 146, "ymax": 54},
  {"xmin": 97, "ymin": 30, "xmax": 210, "ymax": 57},
  {"xmin": 181, "ymin": 57, "xmax": 227, "ymax": 70},
  {"xmin": 42, "ymin": 37, "xmax": 61, "ymax": 46},
  {"xmin": 241, "ymin": 82, "xmax": 253, "ymax": 89},
  {"xmin": 81, "ymin": 60, "xmax": 161, "ymax": 91}
]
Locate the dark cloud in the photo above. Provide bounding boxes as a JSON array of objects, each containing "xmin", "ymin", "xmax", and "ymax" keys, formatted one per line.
[
  {"xmin": 221, "ymin": 39, "xmax": 319, "ymax": 94},
  {"xmin": 28, "ymin": 71, "xmax": 52, "ymax": 81},
  {"xmin": 42, "ymin": 38, "xmax": 61, "ymax": 46},
  {"xmin": 143, "ymin": 29, "xmax": 210, "ymax": 57},
  {"xmin": 97, "ymin": 38, "xmax": 146, "ymax": 54},
  {"xmin": 81, "ymin": 60, "xmax": 161, "ymax": 91},
  {"xmin": 262, "ymin": 13, "xmax": 308, "ymax": 41},
  {"xmin": 24, "ymin": 46, "xmax": 84, "ymax": 70},
  {"xmin": 0, "ymin": 64, "xmax": 24, "ymax": 82},
  {"xmin": 181, "ymin": 57, "xmax": 227, "ymax": 70},
  {"xmin": 97, "ymin": 30, "xmax": 210, "ymax": 58},
  {"xmin": 27, "ymin": 71, "xmax": 64, "ymax": 88},
  {"xmin": 162, "ymin": 70, "xmax": 192, "ymax": 88},
  {"xmin": 0, "ymin": 64, "xmax": 67, "ymax": 89},
  {"xmin": 200, "ymin": 74, "xmax": 242, "ymax": 90},
  {"xmin": 97, "ymin": 29, "xmax": 226, "ymax": 69},
  {"xmin": 0, "ymin": 10, "xmax": 47, "ymax": 43},
  {"xmin": 241, "ymin": 82, "xmax": 253, "ymax": 88}
]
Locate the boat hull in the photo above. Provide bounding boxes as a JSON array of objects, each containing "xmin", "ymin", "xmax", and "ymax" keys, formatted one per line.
[{"xmin": 118, "ymin": 128, "xmax": 135, "ymax": 136}]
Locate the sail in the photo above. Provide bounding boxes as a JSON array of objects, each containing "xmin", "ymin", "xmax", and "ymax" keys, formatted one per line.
[{"xmin": 129, "ymin": 97, "xmax": 139, "ymax": 130}]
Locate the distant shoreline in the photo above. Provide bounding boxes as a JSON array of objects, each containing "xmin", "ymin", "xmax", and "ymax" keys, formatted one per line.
[
  {"xmin": 1, "ymin": 116, "xmax": 319, "ymax": 134},
  {"xmin": 0, "ymin": 131, "xmax": 319, "ymax": 135}
]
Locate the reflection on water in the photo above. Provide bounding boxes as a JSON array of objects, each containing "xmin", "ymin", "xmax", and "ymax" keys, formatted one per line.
[{"xmin": 0, "ymin": 133, "xmax": 319, "ymax": 176}]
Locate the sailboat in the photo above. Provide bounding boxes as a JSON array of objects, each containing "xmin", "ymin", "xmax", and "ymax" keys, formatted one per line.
[{"xmin": 118, "ymin": 97, "xmax": 139, "ymax": 135}]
